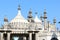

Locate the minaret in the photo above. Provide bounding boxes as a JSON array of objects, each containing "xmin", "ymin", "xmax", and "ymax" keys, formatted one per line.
[
  {"xmin": 53, "ymin": 17, "xmax": 56, "ymax": 25},
  {"xmin": 40, "ymin": 14, "xmax": 43, "ymax": 22},
  {"xmin": 53, "ymin": 17, "xmax": 56, "ymax": 31},
  {"xmin": 4, "ymin": 16, "xmax": 8, "ymax": 25},
  {"xmin": 4, "ymin": 16, "xmax": 8, "ymax": 29},
  {"xmin": 43, "ymin": 9, "xmax": 47, "ymax": 30},
  {"xmin": 17, "ymin": 5, "xmax": 21, "ymax": 15},
  {"xmin": 28, "ymin": 9, "xmax": 34, "ymax": 22}
]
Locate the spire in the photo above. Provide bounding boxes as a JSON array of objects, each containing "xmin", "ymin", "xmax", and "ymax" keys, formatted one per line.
[
  {"xmin": 53, "ymin": 17, "xmax": 56, "ymax": 24},
  {"xmin": 53, "ymin": 17, "xmax": 56, "ymax": 31},
  {"xmin": 18, "ymin": 5, "xmax": 21, "ymax": 10},
  {"xmin": 40, "ymin": 14, "xmax": 43, "ymax": 22},
  {"xmin": 27, "ymin": 8, "xmax": 34, "ymax": 22},
  {"xmin": 29, "ymin": 8, "xmax": 32, "ymax": 14},
  {"xmin": 17, "ymin": 5, "xmax": 21, "ymax": 16},
  {"xmin": 43, "ymin": 9, "xmax": 47, "ymax": 30},
  {"xmin": 4, "ymin": 16, "xmax": 8, "ymax": 25},
  {"xmin": 43, "ymin": 9, "xmax": 47, "ymax": 19},
  {"xmin": 28, "ymin": 8, "xmax": 32, "ymax": 18},
  {"xmin": 34, "ymin": 12, "xmax": 42, "ymax": 23},
  {"xmin": 4, "ymin": 16, "xmax": 8, "ymax": 22}
]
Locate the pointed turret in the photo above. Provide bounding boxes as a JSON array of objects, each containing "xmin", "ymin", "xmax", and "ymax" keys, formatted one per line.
[
  {"xmin": 43, "ymin": 9, "xmax": 47, "ymax": 30},
  {"xmin": 4, "ymin": 16, "xmax": 9, "ymax": 29},
  {"xmin": 43, "ymin": 9, "xmax": 47, "ymax": 19},
  {"xmin": 28, "ymin": 8, "xmax": 32, "ymax": 18},
  {"xmin": 4, "ymin": 16, "xmax": 8, "ymax": 25},
  {"xmin": 53, "ymin": 17, "xmax": 56, "ymax": 31},
  {"xmin": 34, "ymin": 12, "xmax": 42, "ymax": 23},
  {"xmin": 18, "ymin": 5, "xmax": 21, "ymax": 10},
  {"xmin": 27, "ymin": 8, "xmax": 34, "ymax": 22},
  {"xmin": 17, "ymin": 5, "xmax": 21, "ymax": 16},
  {"xmin": 4, "ymin": 16, "xmax": 8, "ymax": 22},
  {"xmin": 40, "ymin": 14, "xmax": 43, "ymax": 22},
  {"xmin": 53, "ymin": 17, "xmax": 56, "ymax": 25}
]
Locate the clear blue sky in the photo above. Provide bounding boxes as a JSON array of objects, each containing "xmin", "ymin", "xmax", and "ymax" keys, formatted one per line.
[{"xmin": 0, "ymin": 0, "xmax": 60, "ymax": 29}]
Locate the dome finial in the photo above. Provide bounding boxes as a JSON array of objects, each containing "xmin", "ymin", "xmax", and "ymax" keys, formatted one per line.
[
  {"xmin": 4, "ymin": 16, "xmax": 8, "ymax": 22},
  {"xmin": 43, "ymin": 8, "xmax": 47, "ymax": 19},
  {"xmin": 29, "ymin": 8, "xmax": 32, "ymax": 13},
  {"xmin": 18, "ymin": 5, "xmax": 21, "ymax": 10},
  {"xmin": 53, "ymin": 17, "xmax": 56, "ymax": 24},
  {"xmin": 34, "ymin": 12, "xmax": 42, "ymax": 23}
]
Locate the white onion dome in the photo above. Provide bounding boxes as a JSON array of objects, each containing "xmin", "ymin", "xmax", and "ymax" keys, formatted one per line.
[
  {"xmin": 34, "ymin": 12, "xmax": 42, "ymax": 23},
  {"xmin": 10, "ymin": 5, "xmax": 28, "ymax": 23},
  {"xmin": 4, "ymin": 16, "xmax": 8, "ymax": 22}
]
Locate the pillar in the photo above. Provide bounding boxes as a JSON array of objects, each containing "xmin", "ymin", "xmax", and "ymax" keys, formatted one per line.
[
  {"xmin": 35, "ymin": 33, "xmax": 38, "ymax": 40},
  {"xmin": 23, "ymin": 37, "xmax": 26, "ymax": 40},
  {"xmin": 29, "ymin": 33, "xmax": 32, "ymax": 40},
  {"xmin": 7, "ymin": 33, "xmax": 10, "ymax": 40},
  {"xmin": 44, "ymin": 19, "xmax": 47, "ymax": 30},
  {"xmin": 1, "ymin": 33, "xmax": 4, "ymax": 40}
]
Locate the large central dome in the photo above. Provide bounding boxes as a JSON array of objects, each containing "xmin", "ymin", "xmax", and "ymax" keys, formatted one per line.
[{"xmin": 10, "ymin": 5, "xmax": 28, "ymax": 23}]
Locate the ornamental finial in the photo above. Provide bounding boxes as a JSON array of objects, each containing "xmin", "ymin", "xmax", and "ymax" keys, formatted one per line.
[{"xmin": 18, "ymin": 5, "xmax": 21, "ymax": 10}]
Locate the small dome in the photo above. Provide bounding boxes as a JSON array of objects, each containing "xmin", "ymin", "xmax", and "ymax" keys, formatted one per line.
[
  {"xmin": 4, "ymin": 17, "xmax": 8, "ymax": 22},
  {"xmin": 34, "ymin": 12, "xmax": 42, "ymax": 23},
  {"xmin": 34, "ymin": 16, "xmax": 42, "ymax": 23}
]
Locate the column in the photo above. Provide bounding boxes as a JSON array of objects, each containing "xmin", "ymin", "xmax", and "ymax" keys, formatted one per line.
[
  {"xmin": 7, "ymin": 33, "xmax": 10, "ymax": 40},
  {"xmin": 1, "ymin": 33, "xmax": 4, "ymax": 40},
  {"xmin": 44, "ymin": 19, "xmax": 47, "ymax": 30},
  {"xmin": 35, "ymin": 33, "xmax": 38, "ymax": 40},
  {"xmin": 29, "ymin": 33, "xmax": 32, "ymax": 40},
  {"xmin": 23, "ymin": 37, "xmax": 26, "ymax": 40}
]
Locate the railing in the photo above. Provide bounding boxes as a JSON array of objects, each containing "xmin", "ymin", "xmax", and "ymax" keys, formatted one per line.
[
  {"xmin": 9, "ymin": 22, "xmax": 42, "ymax": 31},
  {"xmin": 0, "ymin": 22, "xmax": 43, "ymax": 34}
]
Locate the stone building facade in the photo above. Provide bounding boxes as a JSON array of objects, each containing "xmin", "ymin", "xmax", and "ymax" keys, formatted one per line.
[{"xmin": 0, "ymin": 5, "xmax": 60, "ymax": 40}]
